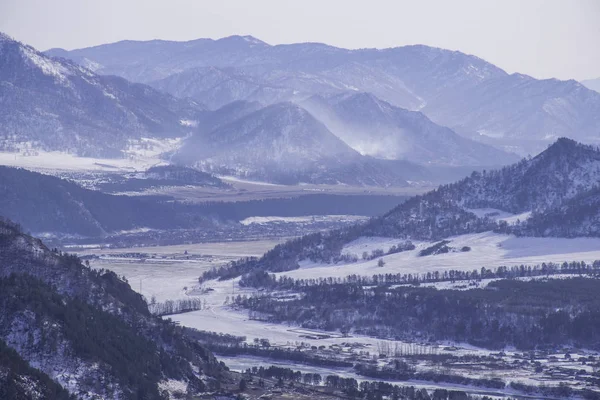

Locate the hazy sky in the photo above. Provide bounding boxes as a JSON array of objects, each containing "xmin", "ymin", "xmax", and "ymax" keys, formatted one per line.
[{"xmin": 1, "ymin": 0, "xmax": 599, "ymax": 81}]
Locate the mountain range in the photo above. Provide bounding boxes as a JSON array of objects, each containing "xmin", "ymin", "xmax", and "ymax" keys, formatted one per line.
[
  {"xmin": 1, "ymin": 32, "xmax": 518, "ymax": 186},
  {"xmin": 4, "ymin": 32, "xmax": 599, "ymax": 186},
  {"xmin": 170, "ymin": 94, "xmax": 516, "ymax": 183},
  {"xmin": 173, "ymin": 101, "xmax": 433, "ymax": 185},
  {"xmin": 47, "ymin": 35, "xmax": 600, "ymax": 156},
  {"xmin": 0, "ymin": 32, "xmax": 203, "ymax": 157},
  {"xmin": 2, "ymin": 29, "xmax": 599, "ymax": 397}
]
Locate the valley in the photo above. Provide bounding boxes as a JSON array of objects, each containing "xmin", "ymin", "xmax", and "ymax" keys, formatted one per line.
[
  {"xmin": 1, "ymin": 12, "xmax": 600, "ymax": 400},
  {"xmin": 69, "ymin": 230, "xmax": 600, "ymax": 399}
]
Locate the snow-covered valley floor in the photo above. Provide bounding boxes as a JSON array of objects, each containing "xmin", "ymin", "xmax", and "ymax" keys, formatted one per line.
[
  {"xmin": 80, "ymin": 232, "xmax": 600, "ymax": 347},
  {"xmin": 78, "ymin": 239, "xmax": 282, "ymax": 302},
  {"xmin": 78, "ymin": 233, "xmax": 600, "ymax": 397},
  {"xmin": 0, "ymin": 138, "xmax": 183, "ymax": 173}
]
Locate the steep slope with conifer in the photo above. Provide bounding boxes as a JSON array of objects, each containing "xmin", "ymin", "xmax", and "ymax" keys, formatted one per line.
[{"xmin": 0, "ymin": 218, "xmax": 228, "ymax": 399}]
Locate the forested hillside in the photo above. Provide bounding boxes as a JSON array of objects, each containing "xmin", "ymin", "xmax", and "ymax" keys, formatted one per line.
[
  {"xmin": 0, "ymin": 166, "xmax": 217, "ymax": 236},
  {"xmin": 0, "ymin": 218, "xmax": 228, "ymax": 399},
  {"xmin": 0, "ymin": 339, "xmax": 73, "ymax": 400},
  {"xmin": 201, "ymin": 138, "xmax": 600, "ymax": 281}
]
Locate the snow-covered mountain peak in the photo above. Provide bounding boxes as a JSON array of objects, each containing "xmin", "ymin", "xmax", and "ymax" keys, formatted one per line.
[
  {"xmin": 0, "ymin": 33, "xmax": 75, "ymax": 85},
  {"xmin": 20, "ymin": 44, "xmax": 73, "ymax": 82},
  {"xmin": 430, "ymin": 138, "xmax": 600, "ymax": 215},
  {"xmin": 216, "ymin": 34, "xmax": 269, "ymax": 47},
  {"xmin": 172, "ymin": 101, "xmax": 429, "ymax": 185}
]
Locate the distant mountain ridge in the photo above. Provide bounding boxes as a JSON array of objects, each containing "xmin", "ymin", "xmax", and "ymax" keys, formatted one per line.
[
  {"xmin": 47, "ymin": 35, "xmax": 600, "ymax": 155},
  {"xmin": 301, "ymin": 92, "xmax": 517, "ymax": 166},
  {"xmin": 168, "ymin": 93, "xmax": 518, "ymax": 184},
  {"xmin": 173, "ymin": 102, "xmax": 428, "ymax": 185},
  {"xmin": 0, "ymin": 32, "xmax": 203, "ymax": 157},
  {"xmin": 149, "ymin": 66, "xmax": 299, "ymax": 110},
  {"xmin": 2, "ymin": 32, "xmax": 513, "ymax": 186},
  {"xmin": 6, "ymin": 32, "xmax": 597, "ymax": 185}
]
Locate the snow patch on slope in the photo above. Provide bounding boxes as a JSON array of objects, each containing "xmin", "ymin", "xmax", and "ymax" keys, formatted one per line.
[
  {"xmin": 158, "ymin": 379, "xmax": 188, "ymax": 396},
  {"xmin": 4, "ymin": 311, "xmax": 123, "ymax": 400},
  {"xmin": 21, "ymin": 46, "xmax": 71, "ymax": 83},
  {"xmin": 179, "ymin": 119, "xmax": 198, "ymax": 127},
  {"xmin": 466, "ymin": 208, "xmax": 532, "ymax": 225}
]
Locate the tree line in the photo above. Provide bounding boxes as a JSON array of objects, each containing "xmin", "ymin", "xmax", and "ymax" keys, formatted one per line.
[
  {"xmin": 243, "ymin": 365, "xmax": 505, "ymax": 400},
  {"xmin": 148, "ymin": 298, "xmax": 203, "ymax": 316},
  {"xmin": 238, "ymin": 260, "xmax": 600, "ymax": 290}
]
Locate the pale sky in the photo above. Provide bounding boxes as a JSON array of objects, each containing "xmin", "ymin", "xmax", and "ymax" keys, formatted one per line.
[{"xmin": 1, "ymin": 0, "xmax": 599, "ymax": 81}]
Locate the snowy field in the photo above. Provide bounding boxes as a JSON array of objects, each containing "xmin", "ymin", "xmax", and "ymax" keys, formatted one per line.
[
  {"xmin": 282, "ymin": 232, "xmax": 600, "ymax": 281},
  {"xmin": 77, "ymin": 239, "xmax": 283, "ymax": 257},
  {"xmin": 73, "ymin": 230, "xmax": 600, "ymax": 396},
  {"xmin": 78, "ymin": 231, "xmax": 600, "ymax": 331},
  {"xmin": 240, "ymin": 215, "xmax": 367, "ymax": 226},
  {"xmin": 0, "ymin": 137, "xmax": 182, "ymax": 172},
  {"xmin": 78, "ymin": 239, "xmax": 282, "ymax": 302},
  {"xmin": 167, "ymin": 231, "xmax": 600, "ymax": 366},
  {"xmin": 75, "ymin": 233, "xmax": 600, "ymax": 395},
  {"xmin": 175, "ymin": 274, "xmax": 598, "ymax": 396},
  {"xmin": 90, "ymin": 257, "xmax": 222, "ymax": 302},
  {"xmin": 88, "ymin": 230, "xmax": 600, "ymax": 343},
  {"xmin": 171, "ymin": 294, "xmax": 491, "ymax": 358}
]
